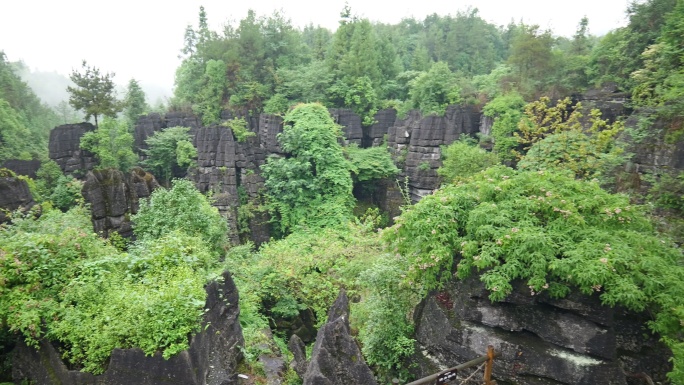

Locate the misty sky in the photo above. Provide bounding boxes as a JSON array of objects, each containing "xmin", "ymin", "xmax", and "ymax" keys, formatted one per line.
[{"xmin": 0, "ymin": 0, "xmax": 631, "ymax": 101}]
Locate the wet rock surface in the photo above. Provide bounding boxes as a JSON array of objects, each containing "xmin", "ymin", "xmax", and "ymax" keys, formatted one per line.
[
  {"xmin": 302, "ymin": 290, "xmax": 377, "ymax": 385},
  {"xmin": 12, "ymin": 271, "xmax": 244, "ymax": 385},
  {"xmin": 0, "ymin": 174, "xmax": 35, "ymax": 223},
  {"xmin": 411, "ymin": 276, "xmax": 671, "ymax": 385},
  {"xmin": 81, "ymin": 167, "xmax": 159, "ymax": 238},
  {"xmin": 48, "ymin": 122, "xmax": 97, "ymax": 177}
]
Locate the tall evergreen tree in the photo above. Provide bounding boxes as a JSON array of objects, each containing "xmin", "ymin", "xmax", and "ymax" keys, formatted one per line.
[{"xmin": 123, "ymin": 79, "xmax": 148, "ymax": 127}]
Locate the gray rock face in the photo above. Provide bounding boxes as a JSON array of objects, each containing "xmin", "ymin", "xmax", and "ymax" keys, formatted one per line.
[
  {"xmin": 412, "ymin": 276, "xmax": 671, "ymax": 385},
  {"xmin": 81, "ymin": 167, "xmax": 159, "ymax": 238},
  {"xmin": 578, "ymin": 83, "xmax": 630, "ymax": 124},
  {"xmin": 288, "ymin": 334, "xmax": 309, "ymax": 379},
  {"xmin": 623, "ymin": 113, "xmax": 684, "ymax": 174},
  {"xmin": 12, "ymin": 271, "xmax": 244, "ymax": 385},
  {"xmin": 0, "ymin": 174, "xmax": 35, "ymax": 223},
  {"xmin": 303, "ymin": 290, "xmax": 377, "ymax": 385},
  {"xmin": 48, "ymin": 122, "xmax": 97, "ymax": 177},
  {"xmin": 1, "ymin": 159, "xmax": 41, "ymax": 178},
  {"xmin": 330, "ymin": 108, "xmax": 363, "ymax": 146},
  {"xmin": 388, "ymin": 105, "xmax": 481, "ymax": 201}
]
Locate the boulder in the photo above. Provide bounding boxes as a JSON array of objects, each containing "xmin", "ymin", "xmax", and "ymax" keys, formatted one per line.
[
  {"xmin": 48, "ymin": 122, "xmax": 97, "ymax": 177},
  {"xmin": 81, "ymin": 168, "xmax": 159, "ymax": 238},
  {"xmin": 411, "ymin": 276, "xmax": 672, "ymax": 385},
  {"xmin": 12, "ymin": 271, "xmax": 244, "ymax": 385},
  {"xmin": 302, "ymin": 290, "xmax": 377, "ymax": 385},
  {"xmin": 1, "ymin": 159, "xmax": 41, "ymax": 178},
  {"xmin": 0, "ymin": 173, "xmax": 35, "ymax": 223},
  {"xmin": 288, "ymin": 334, "xmax": 308, "ymax": 379}
]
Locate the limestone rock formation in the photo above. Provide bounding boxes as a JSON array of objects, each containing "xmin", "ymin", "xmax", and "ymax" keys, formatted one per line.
[
  {"xmin": 81, "ymin": 167, "xmax": 159, "ymax": 238},
  {"xmin": 330, "ymin": 108, "xmax": 363, "ymax": 146},
  {"xmin": 302, "ymin": 290, "xmax": 377, "ymax": 385},
  {"xmin": 1, "ymin": 159, "xmax": 41, "ymax": 178},
  {"xmin": 48, "ymin": 122, "xmax": 97, "ymax": 177},
  {"xmin": 411, "ymin": 276, "xmax": 671, "ymax": 385},
  {"xmin": 288, "ymin": 334, "xmax": 309, "ymax": 379},
  {"xmin": 388, "ymin": 105, "xmax": 481, "ymax": 201},
  {"xmin": 0, "ymin": 173, "xmax": 35, "ymax": 223},
  {"xmin": 12, "ymin": 271, "xmax": 244, "ymax": 385}
]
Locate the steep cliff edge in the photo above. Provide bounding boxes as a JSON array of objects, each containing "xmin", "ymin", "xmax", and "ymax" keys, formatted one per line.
[{"xmin": 411, "ymin": 276, "xmax": 671, "ymax": 385}]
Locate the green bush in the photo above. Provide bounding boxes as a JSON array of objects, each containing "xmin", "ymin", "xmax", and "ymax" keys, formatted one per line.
[
  {"xmin": 437, "ymin": 138, "xmax": 499, "ymax": 181},
  {"xmin": 346, "ymin": 144, "xmax": 399, "ymax": 182},
  {"xmin": 132, "ymin": 178, "xmax": 228, "ymax": 253},
  {"xmin": 142, "ymin": 126, "xmax": 197, "ymax": 185},
  {"xmin": 223, "ymin": 117, "xmax": 256, "ymax": 142}
]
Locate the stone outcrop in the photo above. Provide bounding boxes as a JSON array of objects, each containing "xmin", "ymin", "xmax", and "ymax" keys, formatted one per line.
[
  {"xmin": 411, "ymin": 276, "xmax": 671, "ymax": 385},
  {"xmin": 0, "ymin": 173, "xmax": 35, "ymax": 223},
  {"xmin": 49, "ymin": 122, "xmax": 97, "ymax": 177},
  {"xmin": 330, "ymin": 108, "xmax": 363, "ymax": 146},
  {"xmin": 302, "ymin": 290, "xmax": 377, "ymax": 385},
  {"xmin": 81, "ymin": 167, "xmax": 159, "ymax": 238},
  {"xmin": 1, "ymin": 159, "xmax": 41, "ymax": 178},
  {"xmin": 388, "ymin": 105, "xmax": 481, "ymax": 200},
  {"xmin": 12, "ymin": 271, "xmax": 244, "ymax": 385},
  {"xmin": 577, "ymin": 82, "xmax": 630, "ymax": 124},
  {"xmin": 288, "ymin": 335, "xmax": 309, "ymax": 379}
]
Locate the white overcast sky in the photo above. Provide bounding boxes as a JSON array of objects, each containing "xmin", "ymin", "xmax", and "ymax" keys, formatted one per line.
[{"xmin": 0, "ymin": 0, "xmax": 631, "ymax": 99}]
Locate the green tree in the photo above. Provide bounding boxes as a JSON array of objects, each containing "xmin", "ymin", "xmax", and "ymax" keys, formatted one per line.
[
  {"xmin": 141, "ymin": 126, "xmax": 197, "ymax": 185},
  {"xmin": 79, "ymin": 117, "xmax": 137, "ymax": 171},
  {"xmin": 67, "ymin": 61, "xmax": 122, "ymax": 127},
  {"xmin": 507, "ymin": 24, "xmax": 555, "ymax": 97},
  {"xmin": 123, "ymin": 79, "xmax": 148, "ymax": 127},
  {"xmin": 408, "ymin": 62, "xmax": 461, "ymax": 115},
  {"xmin": 196, "ymin": 59, "xmax": 227, "ymax": 125},
  {"xmin": 261, "ymin": 103, "xmax": 354, "ymax": 235}
]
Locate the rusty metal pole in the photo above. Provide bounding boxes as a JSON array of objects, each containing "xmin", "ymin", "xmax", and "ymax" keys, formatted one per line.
[{"xmin": 483, "ymin": 345, "xmax": 495, "ymax": 385}]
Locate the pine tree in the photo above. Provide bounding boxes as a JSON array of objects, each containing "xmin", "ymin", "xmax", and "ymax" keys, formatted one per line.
[{"xmin": 67, "ymin": 61, "xmax": 121, "ymax": 127}]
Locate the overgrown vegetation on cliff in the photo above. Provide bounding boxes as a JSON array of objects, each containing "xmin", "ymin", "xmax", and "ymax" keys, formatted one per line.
[{"xmin": 0, "ymin": 181, "xmax": 228, "ymax": 374}]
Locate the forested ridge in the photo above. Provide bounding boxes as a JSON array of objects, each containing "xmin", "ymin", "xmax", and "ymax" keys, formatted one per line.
[{"xmin": 1, "ymin": 1, "xmax": 684, "ymax": 384}]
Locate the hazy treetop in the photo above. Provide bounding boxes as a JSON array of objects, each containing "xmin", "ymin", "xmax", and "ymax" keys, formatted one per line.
[{"xmin": 0, "ymin": 0, "xmax": 629, "ymax": 98}]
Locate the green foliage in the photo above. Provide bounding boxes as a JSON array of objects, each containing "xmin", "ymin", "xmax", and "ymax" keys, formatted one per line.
[
  {"xmin": 263, "ymin": 93, "xmax": 290, "ymax": 115},
  {"xmin": 261, "ymin": 103, "xmax": 354, "ymax": 234},
  {"xmin": 515, "ymin": 97, "xmax": 626, "ymax": 182},
  {"xmin": 196, "ymin": 59, "xmax": 227, "ymax": 125},
  {"xmin": 437, "ymin": 138, "xmax": 500, "ymax": 181},
  {"xmin": 383, "ymin": 166, "xmax": 684, "ymax": 380},
  {"xmin": 141, "ymin": 126, "xmax": 197, "ymax": 185},
  {"xmin": 346, "ymin": 144, "xmax": 399, "ymax": 182},
  {"xmin": 344, "ymin": 76, "xmax": 379, "ymax": 127},
  {"xmin": 123, "ymin": 79, "xmax": 148, "ymax": 126},
  {"xmin": 0, "ymin": 52, "xmax": 60, "ymax": 161},
  {"xmin": 49, "ymin": 175, "xmax": 83, "ymax": 212},
  {"xmin": 355, "ymin": 254, "xmax": 416, "ymax": 379},
  {"xmin": 506, "ymin": 24, "xmax": 555, "ymax": 98},
  {"xmin": 67, "ymin": 61, "xmax": 122, "ymax": 127},
  {"xmin": 0, "ymin": 205, "xmax": 222, "ymax": 374},
  {"xmin": 407, "ymin": 62, "xmax": 462, "ymax": 116},
  {"xmin": 483, "ymin": 93, "xmax": 525, "ymax": 162},
  {"xmin": 223, "ymin": 117, "xmax": 256, "ymax": 142},
  {"xmin": 648, "ymin": 171, "xmax": 684, "ymax": 213},
  {"xmin": 132, "ymin": 178, "xmax": 228, "ymax": 253},
  {"xmin": 79, "ymin": 117, "xmax": 137, "ymax": 171}
]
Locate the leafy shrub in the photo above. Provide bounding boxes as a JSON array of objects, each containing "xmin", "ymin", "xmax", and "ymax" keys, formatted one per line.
[
  {"xmin": 263, "ymin": 93, "xmax": 290, "ymax": 115},
  {"xmin": 49, "ymin": 175, "xmax": 83, "ymax": 211},
  {"xmin": 142, "ymin": 126, "xmax": 197, "ymax": 185},
  {"xmin": 384, "ymin": 166, "xmax": 684, "ymax": 380},
  {"xmin": 80, "ymin": 117, "xmax": 137, "ymax": 171},
  {"xmin": 132, "ymin": 178, "xmax": 228, "ymax": 253},
  {"xmin": 482, "ymin": 93, "xmax": 525, "ymax": 162},
  {"xmin": 346, "ymin": 144, "xmax": 399, "ymax": 182},
  {"xmin": 437, "ymin": 138, "xmax": 499, "ymax": 181},
  {"xmin": 223, "ymin": 117, "xmax": 256, "ymax": 142}
]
